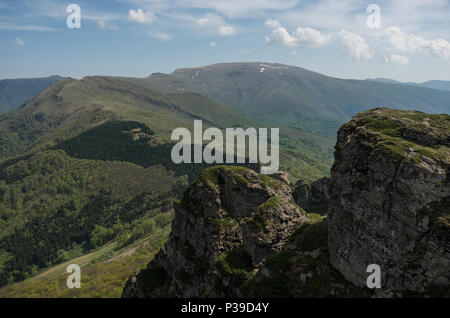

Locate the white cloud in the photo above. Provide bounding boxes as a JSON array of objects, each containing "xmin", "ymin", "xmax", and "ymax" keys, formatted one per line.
[
  {"xmin": 295, "ymin": 26, "xmax": 328, "ymax": 47},
  {"xmin": 387, "ymin": 54, "xmax": 409, "ymax": 65},
  {"xmin": 0, "ymin": 22, "xmax": 57, "ymax": 31},
  {"xmin": 197, "ymin": 18, "xmax": 209, "ymax": 26},
  {"xmin": 128, "ymin": 9, "xmax": 156, "ymax": 24},
  {"xmin": 183, "ymin": 0, "xmax": 301, "ymax": 18},
  {"xmin": 97, "ymin": 21, "xmax": 118, "ymax": 30},
  {"xmin": 276, "ymin": 0, "xmax": 361, "ymax": 31},
  {"xmin": 265, "ymin": 22, "xmax": 449, "ymax": 63},
  {"xmin": 379, "ymin": 27, "xmax": 428, "ymax": 54},
  {"xmin": 276, "ymin": 0, "xmax": 450, "ymax": 39},
  {"xmin": 148, "ymin": 31, "xmax": 172, "ymax": 41},
  {"xmin": 265, "ymin": 26, "xmax": 297, "ymax": 47},
  {"xmin": 290, "ymin": 50, "xmax": 298, "ymax": 55},
  {"xmin": 218, "ymin": 26, "xmax": 235, "ymax": 36},
  {"xmin": 190, "ymin": 13, "xmax": 225, "ymax": 29},
  {"xmin": 210, "ymin": 41, "xmax": 216, "ymax": 47},
  {"xmin": 124, "ymin": 0, "xmax": 300, "ymax": 18},
  {"xmin": 265, "ymin": 18, "xmax": 280, "ymax": 28},
  {"xmin": 381, "ymin": 0, "xmax": 449, "ymax": 37},
  {"xmin": 378, "ymin": 26, "xmax": 450, "ymax": 60},
  {"xmin": 13, "ymin": 37, "xmax": 25, "ymax": 45},
  {"xmin": 429, "ymin": 38, "xmax": 450, "ymax": 59},
  {"xmin": 338, "ymin": 30, "xmax": 373, "ymax": 61},
  {"xmin": 265, "ymin": 24, "xmax": 327, "ymax": 47}
]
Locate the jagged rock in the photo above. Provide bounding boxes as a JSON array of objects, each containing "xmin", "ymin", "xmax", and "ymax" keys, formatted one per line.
[
  {"xmin": 122, "ymin": 166, "xmax": 309, "ymax": 298},
  {"xmin": 292, "ymin": 177, "xmax": 330, "ymax": 214},
  {"xmin": 270, "ymin": 171, "xmax": 290, "ymax": 184},
  {"xmin": 328, "ymin": 108, "xmax": 450, "ymax": 297}
]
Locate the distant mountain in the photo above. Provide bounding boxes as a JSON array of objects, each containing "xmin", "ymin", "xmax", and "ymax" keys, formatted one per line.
[
  {"xmin": 116, "ymin": 62, "xmax": 450, "ymax": 137},
  {"xmin": 366, "ymin": 78, "xmax": 403, "ymax": 84},
  {"xmin": 417, "ymin": 80, "xmax": 450, "ymax": 91},
  {"xmin": 367, "ymin": 78, "xmax": 450, "ymax": 92},
  {"xmin": 0, "ymin": 75, "xmax": 62, "ymax": 113}
]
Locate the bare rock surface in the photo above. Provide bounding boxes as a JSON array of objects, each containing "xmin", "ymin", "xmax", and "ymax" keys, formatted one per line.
[
  {"xmin": 293, "ymin": 177, "xmax": 330, "ymax": 214},
  {"xmin": 328, "ymin": 108, "xmax": 450, "ymax": 296}
]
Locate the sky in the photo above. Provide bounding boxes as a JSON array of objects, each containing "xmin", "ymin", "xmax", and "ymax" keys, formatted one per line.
[{"xmin": 0, "ymin": 0, "xmax": 449, "ymax": 82}]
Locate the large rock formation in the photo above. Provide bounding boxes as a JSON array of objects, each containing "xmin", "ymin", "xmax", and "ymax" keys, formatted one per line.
[
  {"xmin": 328, "ymin": 108, "xmax": 449, "ymax": 296},
  {"xmin": 123, "ymin": 166, "xmax": 309, "ymax": 297},
  {"xmin": 293, "ymin": 177, "xmax": 330, "ymax": 214},
  {"xmin": 122, "ymin": 108, "xmax": 449, "ymax": 298}
]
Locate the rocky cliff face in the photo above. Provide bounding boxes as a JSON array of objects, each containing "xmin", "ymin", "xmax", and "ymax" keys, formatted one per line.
[
  {"xmin": 328, "ymin": 108, "xmax": 449, "ymax": 296},
  {"xmin": 293, "ymin": 177, "xmax": 330, "ymax": 214},
  {"xmin": 122, "ymin": 166, "xmax": 309, "ymax": 297}
]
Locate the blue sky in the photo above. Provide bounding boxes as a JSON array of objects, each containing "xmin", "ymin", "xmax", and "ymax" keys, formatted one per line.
[{"xmin": 1, "ymin": 0, "xmax": 449, "ymax": 82}]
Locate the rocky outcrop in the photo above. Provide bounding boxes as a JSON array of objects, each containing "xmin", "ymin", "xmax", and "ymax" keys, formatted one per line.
[
  {"xmin": 122, "ymin": 108, "xmax": 449, "ymax": 298},
  {"xmin": 292, "ymin": 177, "xmax": 330, "ymax": 214},
  {"xmin": 271, "ymin": 171, "xmax": 290, "ymax": 184},
  {"xmin": 243, "ymin": 214, "xmax": 370, "ymax": 297},
  {"xmin": 122, "ymin": 166, "xmax": 309, "ymax": 297},
  {"xmin": 328, "ymin": 108, "xmax": 450, "ymax": 297}
]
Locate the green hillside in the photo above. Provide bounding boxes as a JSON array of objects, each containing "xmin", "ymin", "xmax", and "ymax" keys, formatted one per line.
[
  {"xmin": 0, "ymin": 223, "xmax": 171, "ymax": 298},
  {"xmin": 0, "ymin": 76, "xmax": 333, "ymax": 180},
  {"xmin": 0, "ymin": 148, "xmax": 181, "ymax": 285},
  {"xmin": 0, "ymin": 76, "xmax": 263, "ymax": 159},
  {"xmin": 118, "ymin": 62, "xmax": 450, "ymax": 136},
  {"xmin": 0, "ymin": 74, "xmax": 334, "ymax": 294}
]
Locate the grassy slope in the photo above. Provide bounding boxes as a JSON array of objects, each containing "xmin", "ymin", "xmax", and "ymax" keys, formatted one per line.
[{"xmin": 0, "ymin": 225, "xmax": 171, "ymax": 298}]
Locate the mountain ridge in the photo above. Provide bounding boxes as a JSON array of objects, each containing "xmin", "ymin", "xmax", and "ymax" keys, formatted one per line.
[
  {"xmin": 115, "ymin": 62, "xmax": 450, "ymax": 136},
  {"xmin": 367, "ymin": 78, "xmax": 450, "ymax": 91}
]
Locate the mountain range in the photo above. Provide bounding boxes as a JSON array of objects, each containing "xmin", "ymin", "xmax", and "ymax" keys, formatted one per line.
[
  {"xmin": 367, "ymin": 78, "xmax": 450, "ymax": 91},
  {"xmin": 0, "ymin": 62, "xmax": 448, "ymax": 297},
  {"xmin": 116, "ymin": 62, "xmax": 450, "ymax": 136},
  {"xmin": 2, "ymin": 63, "xmax": 450, "ymax": 138}
]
